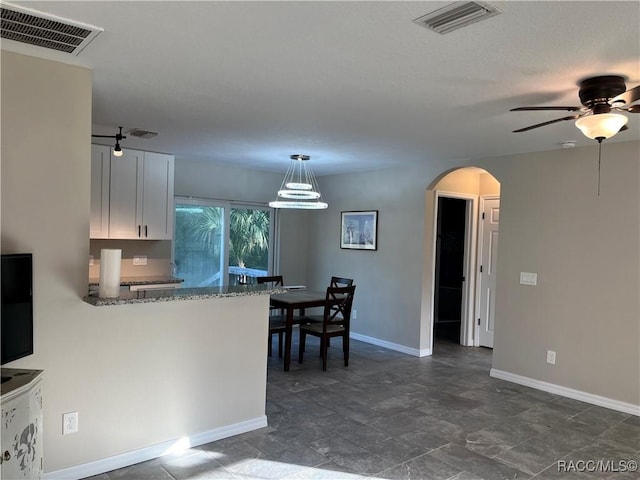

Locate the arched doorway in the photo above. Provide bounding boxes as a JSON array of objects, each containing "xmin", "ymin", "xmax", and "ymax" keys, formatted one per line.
[{"xmin": 420, "ymin": 167, "xmax": 501, "ymax": 354}]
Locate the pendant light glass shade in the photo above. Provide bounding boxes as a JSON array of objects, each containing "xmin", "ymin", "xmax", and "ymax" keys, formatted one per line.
[
  {"xmin": 269, "ymin": 155, "xmax": 328, "ymax": 209},
  {"xmin": 575, "ymin": 113, "xmax": 628, "ymax": 140}
]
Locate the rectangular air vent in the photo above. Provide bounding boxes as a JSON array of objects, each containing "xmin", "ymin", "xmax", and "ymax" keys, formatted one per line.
[
  {"xmin": 1, "ymin": 2, "xmax": 102, "ymax": 55},
  {"xmin": 413, "ymin": 1, "xmax": 502, "ymax": 35},
  {"xmin": 127, "ymin": 129, "xmax": 159, "ymax": 139}
]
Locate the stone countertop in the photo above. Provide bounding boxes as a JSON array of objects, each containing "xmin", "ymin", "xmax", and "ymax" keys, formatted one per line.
[
  {"xmin": 83, "ymin": 284, "xmax": 287, "ymax": 306},
  {"xmin": 88, "ymin": 275, "xmax": 184, "ymax": 287}
]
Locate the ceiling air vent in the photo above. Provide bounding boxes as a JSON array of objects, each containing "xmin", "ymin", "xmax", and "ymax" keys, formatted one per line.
[
  {"xmin": 126, "ymin": 128, "xmax": 159, "ymax": 139},
  {"xmin": 1, "ymin": 2, "xmax": 102, "ymax": 55},
  {"xmin": 413, "ymin": 1, "xmax": 502, "ymax": 35}
]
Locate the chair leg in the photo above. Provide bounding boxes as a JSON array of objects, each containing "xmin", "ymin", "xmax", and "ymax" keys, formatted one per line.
[
  {"xmin": 322, "ymin": 335, "xmax": 329, "ymax": 371},
  {"xmin": 278, "ymin": 332, "xmax": 283, "ymax": 357},
  {"xmin": 343, "ymin": 333, "xmax": 349, "ymax": 367},
  {"xmin": 299, "ymin": 330, "xmax": 306, "ymax": 363}
]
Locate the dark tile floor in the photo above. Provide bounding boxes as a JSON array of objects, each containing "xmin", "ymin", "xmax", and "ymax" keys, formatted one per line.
[{"xmin": 86, "ymin": 338, "xmax": 639, "ymax": 479}]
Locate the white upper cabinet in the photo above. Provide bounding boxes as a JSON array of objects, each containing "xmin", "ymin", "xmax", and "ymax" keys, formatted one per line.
[
  {"xmin": 90, "ymin": 145, "xmax": 111, "ymax": 239},
  {"xmin": 90, "ymin": 146, "xmax": 174, "ymax": 240},
  {"xmin": 140, "ymin": 151, "xmax": 174, "ymax": 239},
  {"xmin": 108, "ymin": 148, "xmax": 145, "ymax": 239}
]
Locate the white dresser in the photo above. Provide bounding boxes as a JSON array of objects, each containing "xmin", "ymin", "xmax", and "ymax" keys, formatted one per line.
[{"xmin": 1, "ymin": 369, "xmax": 44, "ymax": 480}]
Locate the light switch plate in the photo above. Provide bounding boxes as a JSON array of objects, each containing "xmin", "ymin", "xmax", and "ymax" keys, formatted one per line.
[
  {"xmin": 89, "ymin": 255, "xmax": 94, "ymax": 266},
  {"xmin": 520, "ymin": 272, "xmax": 537, "ymax": 285}
]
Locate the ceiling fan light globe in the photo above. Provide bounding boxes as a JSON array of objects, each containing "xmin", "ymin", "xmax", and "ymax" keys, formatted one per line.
[{"xmin": 575, "ymin": 113, "xmax": 628, "ymax": 140}]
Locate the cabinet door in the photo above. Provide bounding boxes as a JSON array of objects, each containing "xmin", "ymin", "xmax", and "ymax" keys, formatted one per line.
[
  {"xmin": 1, "ymin": 383, "xmax": 43, "ymax": 479},
  {"xmin": 108, "ymin": 149, "xmax": 144, "ymax": 239},
  {"xmin": 90, "ymin": 145, "xmax": 111, "ymax": 239},
  {"xmin": 141, "ymin": 152, "xmax": 174, "ymax": 240}
]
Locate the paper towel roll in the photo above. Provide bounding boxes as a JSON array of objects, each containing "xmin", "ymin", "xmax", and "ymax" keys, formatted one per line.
[{"xmin": 99, "ymin": 249, "xmax": 122, "ymax": 298}]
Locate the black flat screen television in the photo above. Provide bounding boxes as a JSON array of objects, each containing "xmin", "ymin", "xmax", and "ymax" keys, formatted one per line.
[{"xmin": 1, "ymin": 253, "xmax": 34, "ymax": 365}]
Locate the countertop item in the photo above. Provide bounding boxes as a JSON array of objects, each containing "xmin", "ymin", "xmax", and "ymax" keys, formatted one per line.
[
  {"xmin": 83, "ymin": 284, "xmax": 287, "ymax": 306},
  {"xmin": 88, "ymin": 275, "xmax": 184, "ymax": 287}
]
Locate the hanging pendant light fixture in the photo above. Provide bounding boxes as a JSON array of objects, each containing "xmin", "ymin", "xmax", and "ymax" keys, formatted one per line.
[
  {"xmin": 269, "ymin": 154, "xmax": 328, "ymax": 209},
  {"xmin": 92, "ymin": 126, "xmax": 126, "ymax": 157}
]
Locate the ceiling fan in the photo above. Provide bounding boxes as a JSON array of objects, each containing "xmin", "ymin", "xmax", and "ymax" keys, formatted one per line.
[{"xmin": 511, "ymin": 75, "xmax": 640, "ymax": 140}]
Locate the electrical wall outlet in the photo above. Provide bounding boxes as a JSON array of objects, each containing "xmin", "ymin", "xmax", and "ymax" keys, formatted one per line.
[
  {"xmin": 133, "ymin": 255, "xmax": 148, "ymax": 266},
  {"xmin": 63, "ymin": 411, "xmax": 78, "ymax": 435},
  {"xmin": 352, "ymin": 309, "xmax": 357, "ymax": 319},
  {"xmin": 546, "ymin": 350, "xmax": 556, "ymax": 365}
]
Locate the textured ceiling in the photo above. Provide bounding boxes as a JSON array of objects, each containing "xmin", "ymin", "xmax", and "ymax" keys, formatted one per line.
[{"xmin": 4, "ymin": 1, "xmax": 639, "ymax": 176}]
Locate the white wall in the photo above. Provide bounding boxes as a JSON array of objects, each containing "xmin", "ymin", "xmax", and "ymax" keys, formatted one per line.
[
  {"xmin": 307, "ymin": 167, "xmax": 431, "ymax": 352},
  {"xmin": 490, "ymin": 142, "xmax": 639, "ymax": 406},
  {"xmin": 308, "ymin": 142, "xmax": 639, "ymax": 408},
  {"xmin": 1, "ymin": 51, "xmax": 271, "ymax": 475}
]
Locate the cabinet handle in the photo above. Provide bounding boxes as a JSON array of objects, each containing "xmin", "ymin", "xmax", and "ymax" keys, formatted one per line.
[
  {"xmin": 145, "ymin": 225, "xmax": 148, "ymax": 237},
  {"xmin": 0, "ymin": 450, "xmax": 10, "ymax": 463},
  {"xmin": 138, "ymin": 225, "xmax": 141, "ymax": 237}
]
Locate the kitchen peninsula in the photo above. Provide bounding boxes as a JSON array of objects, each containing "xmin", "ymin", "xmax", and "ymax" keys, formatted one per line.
[{"xmin": 53, "ymin": 283, "xmax": 286, "ymax": 478}]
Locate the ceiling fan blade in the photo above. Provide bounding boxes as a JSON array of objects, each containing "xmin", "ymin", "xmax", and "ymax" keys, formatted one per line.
[
  {"xmin": 513, "ymin": 115, "xmax": 581, "ymax": 133},
  {"xmin": 611, "ymin": 85, "xmax": 640, "ymax": 106},
  {"xmin": 510, "ymin": 106, "xmax": 582, "ymax": 112},
  {"xmin": 627, "ymin": 105, "xmax": 640, "ymax": 113}
]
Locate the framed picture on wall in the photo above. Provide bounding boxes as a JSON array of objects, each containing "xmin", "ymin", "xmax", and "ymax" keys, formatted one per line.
[{"xmin": 341, "ymin": 210, "xmax": 378, "ymax": 250}]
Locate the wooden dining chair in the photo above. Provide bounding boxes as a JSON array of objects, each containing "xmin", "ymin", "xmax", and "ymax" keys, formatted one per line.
[
  {"xmin": 306, "ymin": 276, "xmax": 354, "ymax": 323},
  {"xmin": 331, "ymin": 276, "xmax": 354, "ymax": 287},
  {"xmin": 257, "ymin": 275, "xmax": 285, "ymax": 357},
  {"xmin": 298, "ymin": 285, "xmax": 356, "ymax": 371}
]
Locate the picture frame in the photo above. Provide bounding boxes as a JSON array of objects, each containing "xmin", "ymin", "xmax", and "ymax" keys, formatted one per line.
[{"xmin": 341, "ymin": 210, "xmax": 378, "ymax": 250}]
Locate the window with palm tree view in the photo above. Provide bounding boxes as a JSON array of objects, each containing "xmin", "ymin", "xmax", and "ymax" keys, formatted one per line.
[{"xmin": 174, "ymin": 199, "xmax": 273, "ymax": 287}]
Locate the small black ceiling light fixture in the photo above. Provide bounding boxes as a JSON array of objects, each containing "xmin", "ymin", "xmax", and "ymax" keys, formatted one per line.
[{"xmin": 92, "ymin": 126, "xmax": 126, "ymax": 157}]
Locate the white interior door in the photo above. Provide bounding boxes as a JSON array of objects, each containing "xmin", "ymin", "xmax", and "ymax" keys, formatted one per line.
[{"xmin": 478, "ymin": 197, "xmax": 499, "ymax": 348}]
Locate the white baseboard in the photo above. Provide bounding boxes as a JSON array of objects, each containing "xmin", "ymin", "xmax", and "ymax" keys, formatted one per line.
[
  {"xmin": 44, "ymin": 416, "xmax": 268, "ymax": 480},
  {"xmin": 350, "ymin": 331, "xmax": 431, "ymax": 357},
  {"xmin": 490, "ymin": 369, "xmax": 640, "ymax": 416}
]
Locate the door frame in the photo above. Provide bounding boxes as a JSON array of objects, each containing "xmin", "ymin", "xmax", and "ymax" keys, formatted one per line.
[
  {"xmin": 474, "ymin": 195, "xmax": 500, "ymax": 347},
  {"xmin": 430, "ymin": 190, "xmax": 478, "ymax": 348}
]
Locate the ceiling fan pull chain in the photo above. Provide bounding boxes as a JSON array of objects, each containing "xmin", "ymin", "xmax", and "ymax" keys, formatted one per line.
[{"xmin": 597, "ymin": 137, "xmax": 603, "ymax": 197}]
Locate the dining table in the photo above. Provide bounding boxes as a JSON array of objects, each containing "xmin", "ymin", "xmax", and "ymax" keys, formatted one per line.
[{"xmin": 269, "ymin": 289, "xmax": 328, "ymax": 371}]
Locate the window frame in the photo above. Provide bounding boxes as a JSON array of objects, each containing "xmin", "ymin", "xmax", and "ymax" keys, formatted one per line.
[{"xmin": 173, "ymin": 196, "xmax": 277, "ymax": 286}]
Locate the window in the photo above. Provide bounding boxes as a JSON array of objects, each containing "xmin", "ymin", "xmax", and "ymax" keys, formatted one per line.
[{"xmin": 173, "ymin": 198, "xmax": 274, "ymax": 287}]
